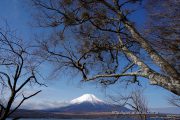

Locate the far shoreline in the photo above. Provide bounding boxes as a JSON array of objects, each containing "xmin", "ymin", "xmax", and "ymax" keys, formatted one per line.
[{"xmin": 10, "ymin": 110, "xmax": 180, "ymax": 119}]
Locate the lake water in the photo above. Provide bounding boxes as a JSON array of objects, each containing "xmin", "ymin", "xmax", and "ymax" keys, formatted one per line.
[{"xmin": 8, "ymin": 118, "xmax": 164, "ymax": 120}]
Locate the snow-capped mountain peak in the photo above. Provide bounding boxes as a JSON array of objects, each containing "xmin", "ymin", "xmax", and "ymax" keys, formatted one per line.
[
  {"xmin": 70, "ymin": 94, "xmax": 104, "ymax": 104},
  {"xmin": 46, "ymin": 94, "xmax": 130, "ymax": 113}
]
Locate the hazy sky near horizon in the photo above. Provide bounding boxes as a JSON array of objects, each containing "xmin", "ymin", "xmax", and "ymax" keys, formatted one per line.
[{"xmin": 0, "ymin": 0, "xmax": 176, "ymax": 109}]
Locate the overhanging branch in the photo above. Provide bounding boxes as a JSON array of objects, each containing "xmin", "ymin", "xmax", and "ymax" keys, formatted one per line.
[{"xmin": 83, "ymin": 71, "xmax": 146, "ymax": 82}]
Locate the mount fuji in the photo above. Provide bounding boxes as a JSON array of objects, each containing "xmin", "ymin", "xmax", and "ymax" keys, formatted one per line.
[
  {"xmin": 70, "ymin": 94, "xmax": 105, "ymax": 104},
  {"xmin": 47, "ymin": 94, "xmax": 130, "ymax": 113}
]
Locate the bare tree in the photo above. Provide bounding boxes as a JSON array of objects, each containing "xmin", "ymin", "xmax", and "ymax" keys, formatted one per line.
[
  {"xmin": 30, "ymin": 0, "xmax": 180, "ymax": 95},
  {"xmin": 110, "ymin": 89, "xmax": 148, "ymax": 120},
  {"xmin": 0, "ymin": 26, "xmax": 44, "ymax": 120}
]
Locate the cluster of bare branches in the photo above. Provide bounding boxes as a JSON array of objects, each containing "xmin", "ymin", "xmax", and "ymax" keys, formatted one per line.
[
  {"xmin": 31, "ymin": 0, "xmax": 180, "ymax": 95},
  {"xmin": 145, "ymin": 0, "xmax": 180, "ymax": 72},
  {"xmin": 109, "ymin": 89, "xmax": 148, "ymax": 120},
  {"xmin": 0, "ymin": 26, "xmax": 44, "ymax": 119},
  {"xmin": 168, "ymin": 95, "xmax": 180, "ymax": 108}
]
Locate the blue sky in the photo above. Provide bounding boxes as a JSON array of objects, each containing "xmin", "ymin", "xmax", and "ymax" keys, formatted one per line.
[{"xmin": 0, "ymin": 0, "xmax": 176, "ymax": 109}]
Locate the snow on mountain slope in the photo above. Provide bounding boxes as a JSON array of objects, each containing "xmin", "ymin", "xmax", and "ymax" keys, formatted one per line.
[
  {"xmin": 46, "ymin": 94, "xmax": 130, "ymax": 113},
  {"xmin": 70, "ymin": 94, "xmax": 105, "ymax": 104}
]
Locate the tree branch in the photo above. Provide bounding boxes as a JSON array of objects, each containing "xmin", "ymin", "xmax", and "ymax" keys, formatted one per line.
[
  {"xmin": 0, "ymin": 72, "xmax": 13, "ymax": 90},
  {"xmin": 83, "ymin": 71, "xmax": 146, "ymax": 82},
  {"xmin": 8, "ymin": 90, "xmax": 41, "ymax": 116}
]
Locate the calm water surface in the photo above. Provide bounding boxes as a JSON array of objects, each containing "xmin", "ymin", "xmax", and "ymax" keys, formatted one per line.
[{"xmin": 8, "ymin": 118, "xmax": 164, "ymax": 120}]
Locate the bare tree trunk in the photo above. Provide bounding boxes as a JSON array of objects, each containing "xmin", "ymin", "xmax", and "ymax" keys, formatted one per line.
[
  {"xmin": 0, "ymin": 94, "xmax": 15, "ymax": 120},
  {"xmin": 101, "ymin": 0, "xmax": 180, "ymax": 95},
  {"xmin": 122, "ymin": 22, "xmax": 180, "ymax": 94},
  {"xmin": 123, "ymin": 20, "xmax": 179, "ymax": 79},
  {"xmin": 118, "ymin": 35, "xmax": 180, "ymax": 95},
  {"xmin": 0, "ymin": 27, "xmax": 43, "ymax": 120}
]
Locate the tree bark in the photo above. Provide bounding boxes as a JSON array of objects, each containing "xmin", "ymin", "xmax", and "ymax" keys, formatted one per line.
[
  {"xmin": 0, "ymin": 93, "xmax": 15, "ymax": 120},
  {"xmin": 118, "ymin": 35, "xmax": 180, "ymax": 95},
  {"xmin": 123, "ymin": 20, "xmax": 179, "ymax": 79}
]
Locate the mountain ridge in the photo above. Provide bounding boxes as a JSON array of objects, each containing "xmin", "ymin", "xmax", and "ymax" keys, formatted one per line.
[{"xmin": 46, "ymin": 94, "xmax": 130, "ymax": 113}]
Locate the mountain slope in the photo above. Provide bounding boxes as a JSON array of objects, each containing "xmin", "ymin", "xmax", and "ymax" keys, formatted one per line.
[{"xmin": 48, "ymin": 94, "xmax": 130, "ymax": 113}]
